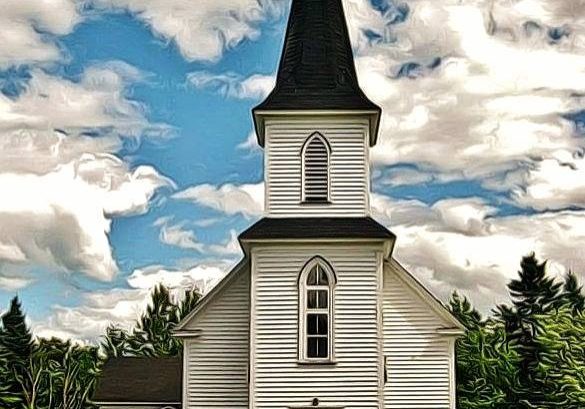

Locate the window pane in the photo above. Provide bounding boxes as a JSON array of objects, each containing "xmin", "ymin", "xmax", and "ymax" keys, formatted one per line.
[
  {"xmin": 316, "ymin": 337, "xmax": 328, "ymax": 358},
  {"xmin": 307, "ymin": 268, "xmax": 318, "ymax": 285},
  {"xmin": 307, "ymin": 314, "xmax": 317, "ymax": 335},
  {"xmin": 317, "ymin": 314, "xmax": 328, "ymax": 335},
  {"xmin": 317, "ymin": 290, "xmax": 328, "ymax": 308},
  {"xmin": 307, "ymin": 336, "xmax": 329, "ymax": 359},
  {"xmin": 307, "ymin": 313, "xmax": 328, "ymax": 335},
  {"xmin": 307, "ymin": 290, "xmax": 327, "ymax": 309},
  {"xmin": 307, "ymin": 337, "xmax": 318, "ymax": 358},
  {"xmin": 317, "ymin": 266, "xmax": 328, "ymax": 285},
  {"xmin": 307, "ymin": 290, "xmax": 318, "ymax": 309}
]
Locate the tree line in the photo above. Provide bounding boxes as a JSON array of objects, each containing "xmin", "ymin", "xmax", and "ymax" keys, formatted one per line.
[
  {"xmin": 1, "ymin": 254, "xmax": 585, "ymax": 408},
  {"xmin": 451, "ymin": 254, "xmax": 585, "ymax": 408},
  {"xmin": 0, "ymin": 285, "xmax": 199, "ymax": 409}
]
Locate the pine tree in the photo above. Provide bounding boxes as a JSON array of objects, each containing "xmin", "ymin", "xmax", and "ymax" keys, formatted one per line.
[
  {"xmin": 450, "ymin": 292, "xmax": 520, "ymax": 409},
  {"xmin": 558, "ymin": 272, "xmax": 585, "ymax": 312},
  {"xmin": 0, "ymin": 297, "xmax": 34, "ymax": 363},
  {"xmin": 0, "ymin": 296, "xmax": 35, "ymax": 408},
  {"xmin": 101, "ymin": 284, "xmax": 201, "ymax": 359},
  {"xmin": 496, "ymin": 254, "xmax": 561, "ymax": 407}
]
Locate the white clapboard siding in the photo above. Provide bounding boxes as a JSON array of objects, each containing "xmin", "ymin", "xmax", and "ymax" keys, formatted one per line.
[
  {"xmin": 383, "ymin": 263, "xmax": 452, "ymax": 409},
  {"xmin": 251, "ymin": 244, "xmax": 384, "ymax": 409},
  {"xmin": 184, "ymin": 269, "xmax": 250, "ymax": 409},
  {"xmin": 265, "ymin": 116, "xmax": 370, "ymax": 217}
]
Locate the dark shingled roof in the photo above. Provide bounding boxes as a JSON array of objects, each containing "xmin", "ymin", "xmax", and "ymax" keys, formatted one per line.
[
  {"xmin": 254, "ymin": 0, "xmax": 380, "ymax": 113},
  {"xmin": 93, "ymin": 357, "xmax": 182, "ymax": 404},
  {"xmin": 239, "ymin": 217, "xmax": 395, "ymax": 241}
]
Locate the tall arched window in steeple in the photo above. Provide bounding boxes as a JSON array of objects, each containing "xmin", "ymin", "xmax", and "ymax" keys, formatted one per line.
[
  {"xmin": 301, "ymin": 133, "xmax": 331, "ymax": 203},
  {"xmin": 299, "ymin": 257, "xmax": 335, "ymax": 362}
]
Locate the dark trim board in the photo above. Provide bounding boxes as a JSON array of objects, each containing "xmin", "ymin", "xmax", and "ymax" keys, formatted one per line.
[{"xmin": 239, "ymin": 217, "xmax": 396, "ymax": 241}]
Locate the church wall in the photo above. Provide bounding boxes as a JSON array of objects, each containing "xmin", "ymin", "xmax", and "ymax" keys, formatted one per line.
[
  {"xmin": 264, "ymin": 116, "xmax": 370, "ymax": 217},
  {"xmin": 250, "ymin": 243, "xmax": 385, "ymax": 409},
  {"xmin": 382, "ymin": 263, "xmax": 455, "ymax": 409},
  {"xmin": 183, "ymin": 268, "xmax": 250, "ymax": 409}
]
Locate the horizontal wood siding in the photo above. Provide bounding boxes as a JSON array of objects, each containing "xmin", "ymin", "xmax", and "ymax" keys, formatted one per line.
[
  {"xmin": 265, "ymin": 117, "xmax": 369, "ymax": 217},
  {"xmin": 252, "ymin": 244, "xmax": 383, "ymax": 409},
  {"xmin": 383, "ymin": 264, "xmax": 452, "ymax": 409},
  {"xmin": 184, "ymin": 269, "xmax": 250, "ymax": 409}
]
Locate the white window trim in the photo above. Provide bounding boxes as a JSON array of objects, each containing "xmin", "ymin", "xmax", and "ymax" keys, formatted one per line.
[
  {"xmin": 298, "ymin": 257, "xmax": 336, "ymax": 363},
  {"xmin": 300, "ymin": 132, "xmax": 332, "ymax": 204}
]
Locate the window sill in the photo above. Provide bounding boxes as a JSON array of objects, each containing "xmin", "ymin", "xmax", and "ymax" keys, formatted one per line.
[
  {"xmin": 297, "ymin": 359, "xmax": 337, "ymax": 366},
  {"xmin": 300, "ymin": 200, "xmax": 331, "ymax": 206}
]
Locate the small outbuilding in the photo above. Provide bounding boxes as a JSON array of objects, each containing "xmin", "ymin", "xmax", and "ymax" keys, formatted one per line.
[{"xmin": 93, "ymin": 357, "xmax": 182, "ymax": 409}]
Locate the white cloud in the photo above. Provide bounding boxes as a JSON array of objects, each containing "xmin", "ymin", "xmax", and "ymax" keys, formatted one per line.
[
  {"xmin": 0, "ymin": 155, "xmax": 170, "ymax": 281},
  {"xmin": 173, "ymin": 182, "xmax": 264, "ymax": 219},
  {"xmin": 93, "ymin": 0, "xmax": 285, "ymax": 62},
  {"xmin": 342, "ymin": 0, "xmax": 585, "ymax": 204},
  {"xmin": 508, "ymin": 151, "xmax": 585, "ymax": 210},
  {"xmin": 237, "ymin": 130, "xmax": 261, "ymax": 152},
  {"xmin": 207, "ymin": 230, "xmax": 242, "ymax": 257},
  {"xmin": 127, "ymin": 263, "xmax": 227, "ymax": 294},
  {"xmin": 34, "ymin": 288, "xmax": 151, "ymax": 341},
  {"xmin": 187, "ymin": 71, "xmax": 275, "ymax": 100},
  {"xmin": 156, "ymin": 218, "xmax": 204, "ymax": 252},
  {"xmin": 35, "ymin": 261, "xmax": 233, "ymax": 340},
  {"xmin": 0, "ymin": 274, "xmax": 34, "ymax": 291},
  {"xmin": 372, "ymin": 193, "xmax": 585, "ymax": 311},
  {"xmin": 0, "ymin": 66, "xmax": 172, "ymax": 282},
  {"xmin": 0, "ymin": 0, "xmax": 81, "ymax": 67}
]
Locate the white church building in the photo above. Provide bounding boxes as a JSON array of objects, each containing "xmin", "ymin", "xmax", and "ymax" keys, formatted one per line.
[{"xmin": 93, "ymin": 0, "xmax": 464, "ymax": 408}]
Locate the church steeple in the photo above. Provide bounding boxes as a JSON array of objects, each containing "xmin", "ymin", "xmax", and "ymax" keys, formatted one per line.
[{"xmin": 253, "ymin": 0, "xmax": 381, "ymax": 147}]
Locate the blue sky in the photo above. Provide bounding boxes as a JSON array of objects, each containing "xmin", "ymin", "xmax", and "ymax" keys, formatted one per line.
[{"xmin": 1, "ymin": 0, "xmax": 585, "ymax": 340}]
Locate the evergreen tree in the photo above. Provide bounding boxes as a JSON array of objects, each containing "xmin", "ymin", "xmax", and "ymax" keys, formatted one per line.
[
  {"xmin": 494, "ymin": 254, "xmax": 562, "ymax": 407},
  {"xmin": 0, "ymin": 296, "xmax": 35, "ymax": 408},
  {"xmin": 557, "ymin": 272, "xmax": 585, "ymax": 312},
  {"xmin": 532, "ymin": 306, "xmax": 585, "ymax": 408},
  {"xmin": 0, "ymin": 297, "xmax": 34, "ymax": 363},
  {"xmin": 101, "ymin": 284, "xmax": 201, "ymax": 359},
  {"xmin": 450, "ymin": 292, "xmax": 520, "ymax": 409}
]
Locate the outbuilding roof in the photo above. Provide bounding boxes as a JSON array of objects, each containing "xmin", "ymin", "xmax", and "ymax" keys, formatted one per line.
[{"xmin": 92, "ymin": 357, "xmax": 182, "ymax": 406}]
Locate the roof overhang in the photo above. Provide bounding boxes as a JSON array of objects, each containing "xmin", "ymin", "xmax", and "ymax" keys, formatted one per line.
[{"xmin": 253, "ymin": 109, "xmax": 381, "ymax": 148}]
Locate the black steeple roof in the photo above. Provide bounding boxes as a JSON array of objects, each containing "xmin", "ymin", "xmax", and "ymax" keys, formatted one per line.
[{"xmin": 253, "ymin": 0, "xmax": 381, "ymax": 146}]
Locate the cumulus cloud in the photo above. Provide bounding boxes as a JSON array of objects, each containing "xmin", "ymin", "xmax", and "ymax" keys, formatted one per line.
[
  {"xmin": 0, "ymin": 65, "xmax": 172, "ymax": 282},
  {"xmin": 173, "ymin": 182, "xmax": 264, "ymax": 219},
  {"xmin": 0, "ymin": 0, "xmax": 81, "ymax": 67},
  {"xmin": 34, "ymin": 288, "xmax": 151, "ymax": 341},
  {"xmin": 127, "ymin": 263, "xmax": 227, "ymax": 294},
  {"xmin": 187, "ymin": 71, "xmax": 275, "ymax": 100},
  {"xmin": 372, "ymin": 193, "xmax": 585, "ymax": 311},
  {"xmin": 340, "ymin": 0, "xmax": 585, "ymax": 207},
  {"xmin": 35, "ymin": 261, "xmax": 232, "ymax": 340},
  {"xmin": 93, "ymin": 0, "xmax": 285, "ymax": 62},
  {"xmin": 507, "ymin": 151, "xmax": 585, "ymax": 211}
]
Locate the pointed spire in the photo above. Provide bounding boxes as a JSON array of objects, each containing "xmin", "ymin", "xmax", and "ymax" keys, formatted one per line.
[{"xmin": 253, "ymin": 0, "xmax": 381, "ymax": 146}]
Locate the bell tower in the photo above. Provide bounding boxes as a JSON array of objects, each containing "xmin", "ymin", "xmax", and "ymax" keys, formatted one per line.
[
  {"xmin": 241, "ymin": 1, "xmax": 394, "ymax": 408},
  {"xmin": 252, "ymin": 0, "xmax": 381, "ymax": 218}
]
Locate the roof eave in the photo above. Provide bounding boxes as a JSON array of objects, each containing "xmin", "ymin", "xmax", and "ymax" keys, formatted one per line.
[{"xmin": 252, "ymin": 107, "xmax": 381, "ymax": 147}]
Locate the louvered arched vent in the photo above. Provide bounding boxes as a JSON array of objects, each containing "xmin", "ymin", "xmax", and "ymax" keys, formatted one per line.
[{"xmin": 302, "ymin": 133, "xmax": 330, "ymax": 203}]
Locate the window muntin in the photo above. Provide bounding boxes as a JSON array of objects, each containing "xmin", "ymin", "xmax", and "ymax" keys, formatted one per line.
[
  {"xmin": 299, "ymin": 260, "xmax": 335, "ymax": 362},
  {"xmin": 301, "ymin": 133, "xmax": 330, "ymax": 203}
]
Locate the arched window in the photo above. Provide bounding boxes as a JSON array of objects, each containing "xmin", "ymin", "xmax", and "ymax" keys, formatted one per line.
[
  {"xmin": 301, "ymin": 133, "xmax": 331, "ymax": 203},
  {"xmin": 299, "ymin": 257, "xmax": 335, "ymax": 361}
]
